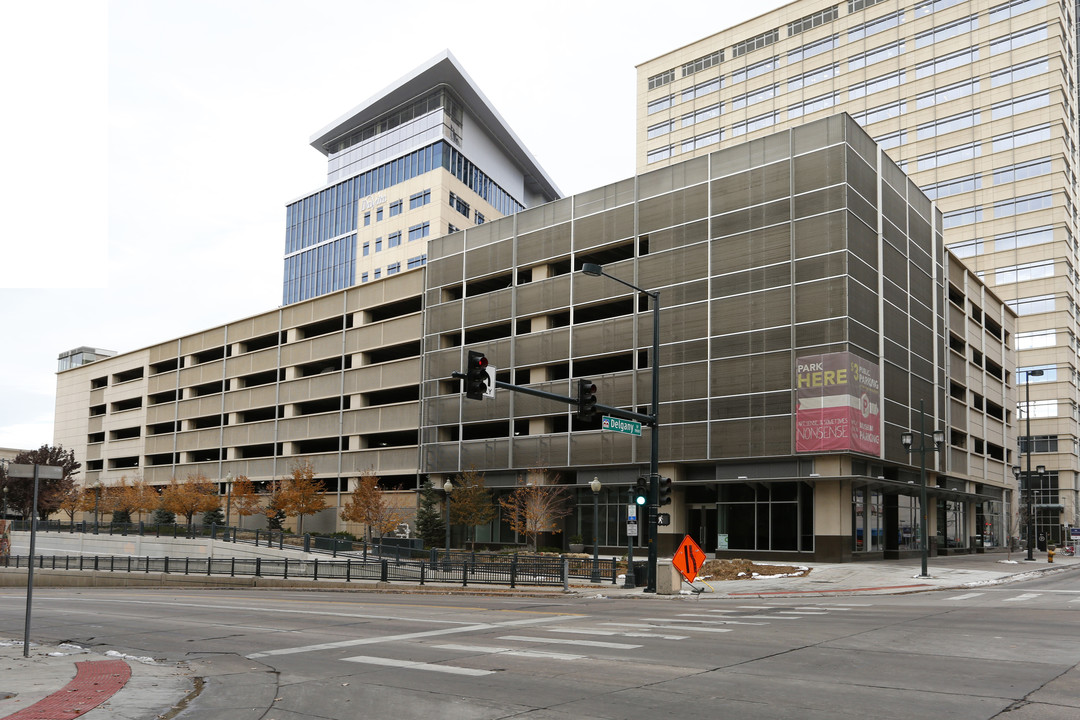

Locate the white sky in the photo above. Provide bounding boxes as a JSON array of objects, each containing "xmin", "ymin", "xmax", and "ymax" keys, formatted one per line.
[{"xmin": 0, "ymin": 0, "xmax": 771, "ymax": 450}]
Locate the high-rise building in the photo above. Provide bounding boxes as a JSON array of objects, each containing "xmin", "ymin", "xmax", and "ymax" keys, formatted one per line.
[
  {"xmin": 282, "ymin": 50, "xmax": 561, "ymax": 305},
  {"xmin": 637, "ymin": 0, "xmax": 1078, "ymax": 544}
]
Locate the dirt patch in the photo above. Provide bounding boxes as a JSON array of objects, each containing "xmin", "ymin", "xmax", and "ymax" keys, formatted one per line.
[{"xmin": 697, "ymin": 558, "xmax": 811, "ymax": 581}]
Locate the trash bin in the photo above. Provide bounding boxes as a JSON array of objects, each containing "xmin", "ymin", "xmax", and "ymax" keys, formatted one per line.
[{"xmin": 632, "ymin": 561, "xmax": 648, "ymax": 585}]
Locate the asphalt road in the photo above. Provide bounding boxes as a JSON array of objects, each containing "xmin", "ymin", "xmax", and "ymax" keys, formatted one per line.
[{"xmin": 3, "ymin": 574, "xmax": 1079, "ymax": 719}]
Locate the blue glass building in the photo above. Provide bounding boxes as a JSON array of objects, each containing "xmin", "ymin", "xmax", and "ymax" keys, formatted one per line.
[{"xmin": 283, "ymin": 51, "xmax": 561, "ymax": 305}]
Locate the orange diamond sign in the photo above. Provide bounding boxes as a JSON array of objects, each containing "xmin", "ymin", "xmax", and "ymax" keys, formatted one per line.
[{"xmin": 672, "ymin": 535, "xmax": 707, "ymax": 584}]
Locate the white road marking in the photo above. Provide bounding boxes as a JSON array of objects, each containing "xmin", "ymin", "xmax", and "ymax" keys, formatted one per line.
[
  {"xmin": 778, "ymin": 611, "xmax": 827, "ymax": 615},
  {"xmin": 249, "ymin": 616, "xmax": 570, "ymax": 659},
  {"xmin": 599, "ymin": 622, "xmax": 734, "ymax": 633},
  {"xmin": 1003, "ymin": 593, "xmax": 1041, "ymax": 603},
  {"xmin": 498, "ymin": 635, "xmax": 641, "ymax": 649},
  {"xmin": 433, "ymin": 643, "xmax": 582, "ymax": 660},
  {"xmin": 342, "ymin": 655, "xmax": 493, "ymax": 676},
  {"xmin": 946, "ymin": 593, "xmax": 984, "ymax": 601}
]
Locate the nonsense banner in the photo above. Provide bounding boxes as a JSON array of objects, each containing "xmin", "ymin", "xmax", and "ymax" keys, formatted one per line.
[{"xmin": 795, "ymin": 351, "xmax": 880, "ymax": 455}]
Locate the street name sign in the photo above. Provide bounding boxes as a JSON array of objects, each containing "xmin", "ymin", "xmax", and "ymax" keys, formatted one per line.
[{"xmin": 602, "ymin": 416, "xmax": 642, "ymax": 436}]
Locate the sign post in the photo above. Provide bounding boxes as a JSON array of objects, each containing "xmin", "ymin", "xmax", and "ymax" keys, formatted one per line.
[
  {"xmin": 624, "ymin": 503, "xmax": 638, "ymax": 588},
  {"xmin": 8, "ymin": 463, "xmax": 64, "ymax": 657}
]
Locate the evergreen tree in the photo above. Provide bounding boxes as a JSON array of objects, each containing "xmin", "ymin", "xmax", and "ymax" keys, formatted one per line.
[
  {"xmin": 112, "ymin": 508, "xmax": 132, "ymax": 525},
  {"xmin": 415, "ymin": 480, "xmax": 445, "ymax": 549},
  {"xmin": 152, "ymin": 507, "xmax": 176, "ymax": 525},
  {"xmin": 202, "ymin": 507, "xmax": 225, "ymax": 527}
]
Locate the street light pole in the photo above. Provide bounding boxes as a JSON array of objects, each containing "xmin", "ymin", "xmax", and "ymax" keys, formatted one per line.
[
  {"xmin": 582, "ymin": 262, "xmax": 661, "ymax": 593},
  {"xmin": 590, "ymin": 477, "xmax": 602, "ymax": 582},
  {"xmin": 1022, "ymin": 368, "xmax": 1044, "ymax": 561},
  {"xmin": 901, "ymin": 399, "xmax": 945, "ymax": 579},
  {"xmin": 443, "ymin": 479, "xmax": 454, "ymax": 568}
]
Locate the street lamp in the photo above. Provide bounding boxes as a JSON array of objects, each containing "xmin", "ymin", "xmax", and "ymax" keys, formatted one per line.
[
  {"xmin": 443, "ymin": 479, "xmax": 454, "ymax": 567},
  {"xmin": 901, "ymin": 399, "xmax": 945, "ymax": 579},
  {"xmin": 223, "ymin": 473, "xmax": 234, "ymax": 529},
  {"xmin": 590, "ymin": 477, "xmax": 602, "ymax": 582},
  {"xmin": 1017, "ymin": 368, "xmax": 1045, "ymax": 561},
  {"xmin": 581, "ymin": 262, "xmax": 661, "ymax": 593},
  {"xmin": 1012, "ymin": 464, "xmax": 1045, "ymax": 560}
]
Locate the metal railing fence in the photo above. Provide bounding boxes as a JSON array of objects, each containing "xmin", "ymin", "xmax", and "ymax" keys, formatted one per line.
[{"xmin": 2, "ymin": 552, "xmax": 621, "ymax": 588}]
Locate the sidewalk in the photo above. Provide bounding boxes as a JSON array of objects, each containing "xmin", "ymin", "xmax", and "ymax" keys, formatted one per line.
[
  {"xmin": 1, "ymin": 551, "xmax": 1076, "ymax": 719},
  {"xmin": 591, "ymin": 549, "xmax": 1080, "ymax": 598}
]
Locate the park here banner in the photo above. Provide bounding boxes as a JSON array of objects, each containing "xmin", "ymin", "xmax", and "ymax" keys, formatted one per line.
[{"xmin": 795, "ymin": 351, "xmax": 880, "ymax": 455}]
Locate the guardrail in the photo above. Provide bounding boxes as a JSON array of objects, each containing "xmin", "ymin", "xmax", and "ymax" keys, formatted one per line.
[{"xmin": 2, "ymin": 553, "xmax": 620, "ymax": 588}]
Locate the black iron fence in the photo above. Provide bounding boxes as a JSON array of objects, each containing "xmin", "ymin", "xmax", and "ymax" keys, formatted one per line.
[{"xmin": 2, "ymin": 552, "xmax": 620, "ymax": 588}]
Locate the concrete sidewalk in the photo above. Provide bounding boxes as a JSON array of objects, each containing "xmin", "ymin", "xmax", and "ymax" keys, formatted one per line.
[
  {"xmin": 1, "ymin": 551, "xmax": 1076, "ymax": 719},
  {"xmin": 595, "ymin": 549, "xmax": 1080, "ymax": 598}
]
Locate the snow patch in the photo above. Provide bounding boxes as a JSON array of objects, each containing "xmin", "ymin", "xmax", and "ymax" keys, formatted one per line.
[{"xmin": 105, "ymin": 650, "xmax": 157, "ymax": 665}]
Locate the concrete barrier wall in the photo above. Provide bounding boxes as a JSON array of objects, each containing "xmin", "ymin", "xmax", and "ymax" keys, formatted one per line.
[{"xmin": 7, "ymin": 531, "xmax": 317, "ymax": 561}]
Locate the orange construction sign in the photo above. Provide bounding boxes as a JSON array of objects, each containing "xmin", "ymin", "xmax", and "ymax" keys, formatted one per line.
[{"xmin": 672, "ymin": 535, "xmax": 707, "ymax": 584}]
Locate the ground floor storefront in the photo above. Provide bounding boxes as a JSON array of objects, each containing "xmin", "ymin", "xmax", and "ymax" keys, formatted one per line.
[{"xmin": 560, "ymin": 477, "xmax": 1011, "ymax": 564}]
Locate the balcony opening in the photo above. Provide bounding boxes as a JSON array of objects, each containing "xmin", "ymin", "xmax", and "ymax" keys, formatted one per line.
[
  {"xmin": 297, "ymin": 357, "xmax": 344, "ymax": 377},
  {"xmin": 365, "ymin": 296, "xmax": 422, "ymax": 323},
  {"xmin": 296, "ymin": 315, "xmax": 348, "ymax": 340},
  {"xmin": 362, "ymin": 386, "xmax": 418, "ymax": 406},
  {"xmin": 294, "ymin": 437, "xmax": 344, "ymax": 454},
  {"xmin": 241, "ymin": 332, "xmax": 285, "ymax": 353},
  {"xmin": 191, "ymin": 414, "xmax": 223, "ymax": 429},
  {"xmin": 295, "ymin": 397, "xmax": 344, "ymax": 415},
  {"xmin": 463, "ymin": 323, "xmax": 512, "ymax": 344},
  {"xmin": 110, "ymin": 426, "xmax": 141, "ymax": 440},
  {"xmin": 239, "ymin": 406, "xmax": 277, "ymax": 423},
  {"xmin": 190, "ymin": 346, "xmax": 225, "ymax": 365},
  {"xmin": 112, "ymin": 367, "xmax": 144, "ymax": 384},
  {"xmin": 150, "ymin": 358, "xmax": 180, "ymax": 374},
  {"xmin": 465, "ymin": 272, "xmax": 513, "ymax": 297},
  {"xmin": 365, "ymin": 341, "xmax": 421, "ymax": 365},
  {"xmin": 362, "ymin": 430, "xmax": 418, "ymax": 448}
]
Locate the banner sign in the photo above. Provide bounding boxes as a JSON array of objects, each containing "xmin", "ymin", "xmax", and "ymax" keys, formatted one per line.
[{"xmin": 795, "ymin": 351, "xmax": 881, "ymax": 455}]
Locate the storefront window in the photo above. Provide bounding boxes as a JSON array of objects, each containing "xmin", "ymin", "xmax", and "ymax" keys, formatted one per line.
[
  {"xmin": 897, "ymin": 495, "xmax": 922, "ymax": 550},
  {"xmin": 975, "ymin": 499, "xmax": 1004, "ymax": 547},
  {"xmin": 853, "ymin": 488, "xmax": 884, "ymax": 552},
  {"xmin": 717, "ymin": 481, "xmax": 813, "ymax": 551},
  {"xmin": 939, "ymin": 499, "xmax": 967, "ymax": 549}
]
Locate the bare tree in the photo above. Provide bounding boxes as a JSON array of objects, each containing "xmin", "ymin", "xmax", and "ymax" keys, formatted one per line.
[
  {"xmin": 341, "ymin": 470, "xmax": 405, "ymax": 544},
  {"xmin": 499, "ymin": 468, "xmax": 573, "ymax": 552}
]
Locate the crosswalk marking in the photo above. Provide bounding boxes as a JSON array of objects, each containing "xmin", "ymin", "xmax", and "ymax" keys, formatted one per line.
[
  {"xmin": 342, "ymin": 655, "xmax": 493, "ymax": 676},
  {"xmin": 653, "ymin": 616, "xmax": 765, "ymax": 626},
  {"xmin": 545, "ymin": 628, "xmax": 689, "ymax": 640},
  {"xmin": 432, "ymin": 644, "xmax": 582, "ymax": 660},
  {"xmin": 1003, "ymin": 593, "xmax": 1041, "ymax": 603},
  {"xmin": 946, "ymin": 593, "xmax": 984, "ymax": 601},
  {"xmin": 599, "ymin": 622, "xmax": 733, "ymax": 633},
  {"xmin": 778, "ymin": 611, "xmax": 828, "ymax": 615},
  {"xmin": 498, "ymin": 635, "xmax": 641, "ymax": 649}
]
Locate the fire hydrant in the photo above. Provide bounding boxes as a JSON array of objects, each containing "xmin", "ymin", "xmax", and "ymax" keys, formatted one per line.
[{"xmin": 1048, "ymin": 546, "xmax": 1055, "ymax": 563}]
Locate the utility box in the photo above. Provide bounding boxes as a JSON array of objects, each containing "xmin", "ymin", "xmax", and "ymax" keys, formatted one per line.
[{"xmin": 656, "ymin": 561, "xmax": 683, "ymax": 595}]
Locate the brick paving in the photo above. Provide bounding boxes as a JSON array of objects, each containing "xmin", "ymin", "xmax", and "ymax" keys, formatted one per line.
[{"xmin": 1, "ymin": 659, "xmax": 130, "ymax": 720}]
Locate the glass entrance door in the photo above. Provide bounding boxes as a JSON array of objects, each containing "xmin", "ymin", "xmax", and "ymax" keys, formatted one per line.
[{"xmin": 688, "ymin": 504, "xmax": 718, "ymax": 552}]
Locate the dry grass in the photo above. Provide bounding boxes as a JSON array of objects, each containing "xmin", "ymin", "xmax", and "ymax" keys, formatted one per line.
[{"xmin": 697, "ymin": 558, "xmax": 811, "ymax": 581}]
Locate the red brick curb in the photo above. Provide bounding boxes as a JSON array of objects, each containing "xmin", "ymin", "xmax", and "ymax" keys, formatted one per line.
[{"xmin": 2, "ymin": 659, "xmax": 131, "ymax": 719}]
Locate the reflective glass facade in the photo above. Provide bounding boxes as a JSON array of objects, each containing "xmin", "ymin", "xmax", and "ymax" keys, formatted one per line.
[{"xmin": 283, "ymin": 141, "xmax": 526, "ymax": 304}]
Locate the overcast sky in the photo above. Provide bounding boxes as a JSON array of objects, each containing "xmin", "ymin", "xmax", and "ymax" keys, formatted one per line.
[{"xmin": 0, "ymin": 0, "xmax": 770, "ymax": 451}]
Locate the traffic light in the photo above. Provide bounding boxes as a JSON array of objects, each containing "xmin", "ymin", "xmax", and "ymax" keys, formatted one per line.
[
  {"xmin": 577, "ymin": 379, "xmax": 597, "ymax": 420},
  {"xmin": 633, "ymin": 477, "xmax": 648, "ymax": 506},
  {"xmin": 658, "ymin": 477, "xmax": 672, "ymax": 506},
  {"xmin": 466, "ymin": 351, "xmax": 490, "ymax": 400}
]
